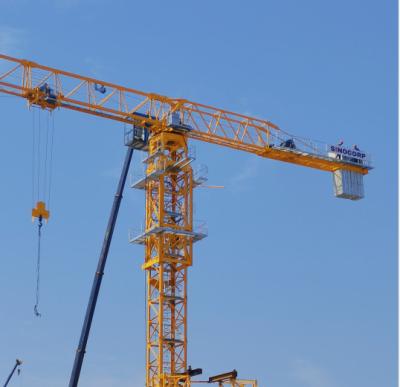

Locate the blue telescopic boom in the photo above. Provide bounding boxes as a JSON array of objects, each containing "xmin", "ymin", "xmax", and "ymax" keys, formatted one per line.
[
  {"xmin": 68, "ymin": 147, "xmax": 133, "ymax": 387},
  {"xmin": 3, "ymin": 359, "xmax": 22, "ymax": 387}
]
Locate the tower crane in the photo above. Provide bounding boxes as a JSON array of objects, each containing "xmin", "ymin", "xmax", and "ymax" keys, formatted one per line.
[{"xmin": 0, "ymin": 54, "xmax": 372, "ymax": 387}]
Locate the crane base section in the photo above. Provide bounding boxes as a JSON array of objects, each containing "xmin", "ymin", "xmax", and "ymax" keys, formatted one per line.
[{"xmin": 333, "ymin": 170, "xmax": 364, "ymax": 200}]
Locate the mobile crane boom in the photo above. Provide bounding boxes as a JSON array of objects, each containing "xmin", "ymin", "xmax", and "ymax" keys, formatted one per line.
[
  {"xmin": 3, "ymin": 359, "xmax": 22, "ymax": 387},
  {"xmin": 0, "ymin": 54, "xmax": 372, "ymax": 387},
  {"xmin": 69, "ymin": 148, "xmax": 133, "ymax": 387}
]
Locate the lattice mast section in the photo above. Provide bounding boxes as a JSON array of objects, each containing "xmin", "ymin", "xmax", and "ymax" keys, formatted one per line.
[{"xmin": 144, "ymin": 132, "xmax": 194, "ymax": 387}]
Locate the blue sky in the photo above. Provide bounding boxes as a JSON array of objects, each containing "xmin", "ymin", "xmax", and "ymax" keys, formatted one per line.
[{"xmin": 0, "ymin": 1, "xmax": 397, "ymax": 386}]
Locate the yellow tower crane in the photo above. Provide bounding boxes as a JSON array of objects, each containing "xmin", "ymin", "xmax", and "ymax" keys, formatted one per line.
[{"xmin": 0, "ymin": 54, "xmax": 372, "ymax": 387}]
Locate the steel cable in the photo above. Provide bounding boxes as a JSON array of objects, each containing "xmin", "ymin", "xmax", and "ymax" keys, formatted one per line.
[{"xmin": 34, "ymin": 217, "xmax": 43, "ymax": 317}]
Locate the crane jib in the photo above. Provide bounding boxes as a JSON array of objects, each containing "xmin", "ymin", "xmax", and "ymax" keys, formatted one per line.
[{"xmin": 0, "ymin": 54, "xmax": 371, "ymax": 178}]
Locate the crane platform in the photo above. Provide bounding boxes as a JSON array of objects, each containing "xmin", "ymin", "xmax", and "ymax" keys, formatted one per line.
[{"xmin": 129, "ymin": 224, "xmax": 208, "ymax": 245}]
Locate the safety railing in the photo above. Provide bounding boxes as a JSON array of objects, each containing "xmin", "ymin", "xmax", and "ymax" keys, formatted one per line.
[{"xmin": 268, "ymin": 130, "xmax": 373, "ymax": 169}]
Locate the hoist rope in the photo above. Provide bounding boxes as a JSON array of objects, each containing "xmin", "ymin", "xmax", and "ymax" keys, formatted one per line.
[
  {"xmin": 47, "ymin": 113, "xmax": 55, "ymax": 208},
  {"xmin": 43, "ymin": 112, "xmax": 50, "ymax": 203},
  {"xmin": 31, "ymin": 108, "xmax": 36, "ymax": 206},
  {"xmin": 30, "ymin": 107, "xmax": 56, "ymax": 317},
  {"xmin": 34, "ymin": 216, "xmax": 43, "ymax": 317},
  {"xmin": 37, "ymin": 109, "xmax": 41, "ymax": 201}
]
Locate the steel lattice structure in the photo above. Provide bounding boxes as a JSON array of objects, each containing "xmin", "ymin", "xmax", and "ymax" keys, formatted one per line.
[
  {"xmin": 0, "ymin": 54, "xmax": 370, "ymax": 174},
  {"xmin": 0, "ymin": 54, "xmax": 372, "ymax": 387},
  {"xmin": 144, "ymin": 132, "xmax": 193, "ymax": 386}
]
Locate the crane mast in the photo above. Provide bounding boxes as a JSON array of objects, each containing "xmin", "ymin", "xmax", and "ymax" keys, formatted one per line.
[
  {"xmin": 130, "ymin": 131, "xmax": 195, "ymax": 385},
  {"xmin": 0, "ymin": 54, "xmax": 372, "ymax": 387}
]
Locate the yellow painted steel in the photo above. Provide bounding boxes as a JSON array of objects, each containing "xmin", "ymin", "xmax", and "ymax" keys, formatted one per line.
[
  {"xmin": 0, "ymin": 54, "xmax": 372, "ymax": 386},
  {"xmin": 192, "ymin": 380, "xmax": 257, "ymax": 386},
  {"xmin": 0, "ymin": 54, "xmax": 370, "ymax": 175},
  {"xmin": 214, "ymin": 381, "xmax": 257, "ymax": 387},
  {"xmin": 144, "ymin": 132, "xmax": 193, "ymax": 386},
  {"xmin": 31, "ymin": 201, "xmax": 50, "ymax": 221},
  {"xmin": 224, "ymin": 381, "xmax": 257, "ymax": 387}
]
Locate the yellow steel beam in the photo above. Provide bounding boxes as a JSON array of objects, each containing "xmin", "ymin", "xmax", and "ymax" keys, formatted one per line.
[
  {"xmin": 0, "ymin": 54, "xmax": 370, "ymax": 175},
  {"xmin": 143, "ymin": 132, "xmax": 193, "ymax": 386}
]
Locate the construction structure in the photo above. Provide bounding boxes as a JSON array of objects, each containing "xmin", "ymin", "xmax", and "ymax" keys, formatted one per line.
[{"xmin": 0, "ymin": 54, "xmax": 372, "ymax": 386}]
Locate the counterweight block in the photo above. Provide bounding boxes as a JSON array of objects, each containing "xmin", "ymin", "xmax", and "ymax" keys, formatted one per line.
[{"xmin": 333, "ymin": 169, "xmax": 364, "ymax": 200}]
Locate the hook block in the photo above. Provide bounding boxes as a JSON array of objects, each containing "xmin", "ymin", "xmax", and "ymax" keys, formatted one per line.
[{"xmin": 32, "ymin": 201, "xmax": 50, "ymax": 221}]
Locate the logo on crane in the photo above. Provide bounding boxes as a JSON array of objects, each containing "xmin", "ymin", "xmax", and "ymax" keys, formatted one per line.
[{"xmin": 330, "ymin": 145, "xmax": 366, "ymax": 159}]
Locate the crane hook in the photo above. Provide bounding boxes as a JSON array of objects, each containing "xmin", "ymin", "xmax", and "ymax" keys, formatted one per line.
[{"xmin": 32, "ymin": 201, "xmax": 48, "ymax": 318}]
